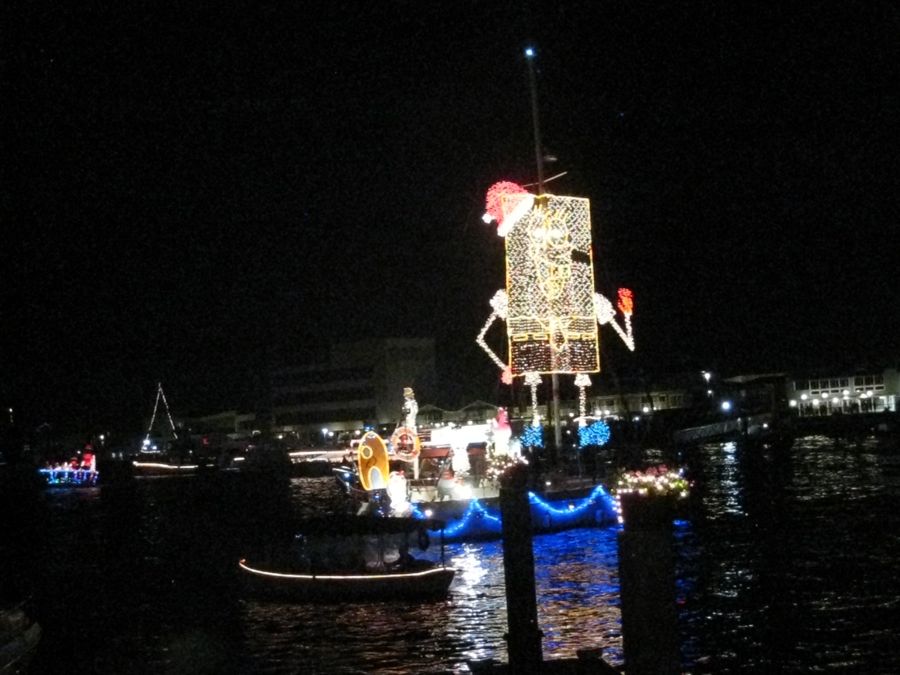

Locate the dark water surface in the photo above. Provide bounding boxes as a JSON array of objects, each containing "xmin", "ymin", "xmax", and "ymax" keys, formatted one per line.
[{"xmin": 21, "ymin": 435, "xmax": 900, "ymax": 673}]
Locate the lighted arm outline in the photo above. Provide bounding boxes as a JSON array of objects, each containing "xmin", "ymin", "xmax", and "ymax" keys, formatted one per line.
[
  {"xmin": 476, "ymin": 289, "xmax": 514, "ymax": 383},
  {"xmin": 594, "ymin": 291, "xmax": 635, "ymax": 352}
]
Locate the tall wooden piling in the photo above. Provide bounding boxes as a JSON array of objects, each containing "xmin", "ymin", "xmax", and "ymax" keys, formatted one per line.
[
  {"xmin": 499, "ymin": 463, "xmax": 543, "ymax": 672},
  {"xmin": 618, "ymin": 492, "xmax": 680, "ymax": 674}
]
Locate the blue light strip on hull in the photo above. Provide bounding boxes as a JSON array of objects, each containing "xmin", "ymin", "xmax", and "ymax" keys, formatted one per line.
[
  {"xmin": 411, "ymin": 484, "xmax": 616, "ymax": 541},
  {"xmin": 39, "ymin": 468, "xmax": 100, "ymax": 486}
]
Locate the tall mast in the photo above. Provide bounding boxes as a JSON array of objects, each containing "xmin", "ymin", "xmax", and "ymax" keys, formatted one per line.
[
  {"xmin": 525, "ymin": 47, "xmax": 544, "ymax": 194},
  {"xmin": 524, "ymin": 46, "xmax": 562, "ymax": 454}
]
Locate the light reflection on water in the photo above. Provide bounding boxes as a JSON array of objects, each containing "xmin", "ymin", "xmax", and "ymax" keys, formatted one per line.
[{"xmin": 678, "ymin": 434, "xmax": 900, "ymax": 673}]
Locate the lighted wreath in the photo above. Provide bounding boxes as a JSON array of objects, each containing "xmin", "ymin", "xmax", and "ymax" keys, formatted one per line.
[
  {"xmin": 614, "ymin": 464, "xmax": 690, "ymax": 498},
  {"xmin": 485, "ymin": 453, "xmax": 526, "ymax": 484}
]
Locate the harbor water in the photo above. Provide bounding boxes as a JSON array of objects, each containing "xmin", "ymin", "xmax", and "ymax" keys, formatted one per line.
[{"xmin": 18, "ymin": 434, "xmax": 900, "ymax": 673}]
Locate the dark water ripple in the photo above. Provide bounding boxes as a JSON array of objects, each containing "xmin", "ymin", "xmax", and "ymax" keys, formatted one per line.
[
  {"xmin": 678, "ymin": 435, "xmax": 900, "ymax": 673},
  {"xmin": 21, "ymin": 434, "xmax": 900, "ymax": 673}
]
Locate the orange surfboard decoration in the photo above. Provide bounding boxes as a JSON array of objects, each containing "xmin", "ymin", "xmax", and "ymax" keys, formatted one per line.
[{"xmin": 357, "ymin": 431, "xmax": 389, "ymax": 491}]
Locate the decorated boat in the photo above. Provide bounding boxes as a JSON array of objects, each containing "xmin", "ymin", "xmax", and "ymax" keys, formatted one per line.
[
  {"xmin": 238, "ymin": 516, "xmax": 454, "ymax": 602},
  {"xmin": 39, "ymin": 466, "xmax": 100, "ymax": 487},
  {"xmin": 333, "ymin": 422, "xmax": 618, "ymax": 542},
  {"xmin": 132, "ymin": 382, "xmax": 204, "ymax": 477},
  {"xmin": 39, "ymin": 450, "xmax": 99, "ymax": 487}
]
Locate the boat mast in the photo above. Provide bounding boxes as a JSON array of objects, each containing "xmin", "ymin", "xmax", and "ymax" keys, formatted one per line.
[
  {"xmin": 145, "ymin": 382, "xmax": 179, "ymax": 443},
  {"xmin": 524, "ymin": 46, "xmax": 562, "ymax": 454}
]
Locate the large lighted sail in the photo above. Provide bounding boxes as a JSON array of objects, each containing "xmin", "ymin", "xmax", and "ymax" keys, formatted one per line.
[
  {"xmin": 505, "ymin": 192, "xmax": 599, "ymax": 375},
  {"xmin": 477, "ymin": 180, "xmax": 635, "ymax": 425}
]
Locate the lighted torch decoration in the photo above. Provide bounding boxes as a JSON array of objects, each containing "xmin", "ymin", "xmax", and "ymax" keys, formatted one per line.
[{"xmin": 477, "ymin": 181, "xmax": 636, "ymax": 427}]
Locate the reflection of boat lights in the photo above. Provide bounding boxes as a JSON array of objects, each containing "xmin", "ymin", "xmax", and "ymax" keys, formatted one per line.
[{"xmin": 238, "ymin": 559, "xmax": 449, "ymax": 581}]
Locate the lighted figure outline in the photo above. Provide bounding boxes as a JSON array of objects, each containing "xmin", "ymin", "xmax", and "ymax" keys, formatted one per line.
[{"xmin": 477, "ymin": 181, "xmax": 635, "ymax": 426}]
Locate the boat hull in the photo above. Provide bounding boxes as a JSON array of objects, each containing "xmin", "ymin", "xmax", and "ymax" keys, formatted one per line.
[
  {"xmin": 238, "ymin": 560, "xmax": 455, "ymax": 602},
  {"xmin": 414, "ymin": 484, "xmax": 618, "ymax": 542}
]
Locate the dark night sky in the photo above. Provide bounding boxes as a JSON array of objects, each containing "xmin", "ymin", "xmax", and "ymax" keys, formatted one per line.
[{"xmin": 4, "ymin": 1, "xmax": 899, "ymax": 433}]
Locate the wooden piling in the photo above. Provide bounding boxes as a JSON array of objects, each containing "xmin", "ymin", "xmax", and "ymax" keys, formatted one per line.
[
  {"xmin": 618, "ymin": 492, "xmax": 680, "ymax": 675},
  {"xmin": 499, "ymin": 463, "xmax": 543, "ymax": 672}
]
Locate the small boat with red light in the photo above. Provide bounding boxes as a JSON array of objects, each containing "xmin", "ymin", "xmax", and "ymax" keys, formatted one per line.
[
  {"xmin": 238, "ymin": 516, "xmax": 454, "ymax": 602},
  {"xmin": 39, "ymin": 451, "xmax": 100, "ymax": 487}
]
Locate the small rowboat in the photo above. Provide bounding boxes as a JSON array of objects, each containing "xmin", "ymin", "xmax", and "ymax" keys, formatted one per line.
[
  {"xmin": 238, "ymin": 516, "xmax": 454, "ymax": 602},
  {"xmin": 238, "ymin": 559, "xmax": 455, "ymax": 601}
]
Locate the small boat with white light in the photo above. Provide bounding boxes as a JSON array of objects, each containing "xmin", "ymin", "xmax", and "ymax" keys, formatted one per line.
[
  {"xmin": 131, "ymin": 459, "xmax": 202, "ymax": 477},
  {"xmin": 239, "ymin": 516, "xmax": 454, "ymax": 602}
]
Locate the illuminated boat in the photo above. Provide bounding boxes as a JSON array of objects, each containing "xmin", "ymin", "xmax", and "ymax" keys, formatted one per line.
[
  {"xmin": 333, "ymin": 427, "xmax": 618, "ymax": 542},
  {"xmin": 238, "ymin": 516, "xmax": 455, "ymax": 602},
  {"xmin": 39, "ymin": 466, "xmax": 100, "ymax": 487},
  {"xmin": 40, "ymin": 451, "xmax": 99, "ymax": 487}
]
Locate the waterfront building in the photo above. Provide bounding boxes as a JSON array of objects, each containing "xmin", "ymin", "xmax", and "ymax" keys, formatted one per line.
[
  {"xmin": 181, "ymin": 362, "xmax": 898, "ymax": 448},
  {"xmin": 788, "ymin": 367, "xmax": 898, "ymax": 416}
]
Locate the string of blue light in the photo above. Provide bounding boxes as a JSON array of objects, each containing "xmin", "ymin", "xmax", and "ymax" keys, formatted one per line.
[{"xmin": 411, "ymin": 484, "xmax": 616, "ymax": 540}]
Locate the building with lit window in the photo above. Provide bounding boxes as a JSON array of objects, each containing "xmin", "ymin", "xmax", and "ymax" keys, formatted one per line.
[{"xmin": 788, "ymin": 368, "xmax": 899, "ymax": 416}]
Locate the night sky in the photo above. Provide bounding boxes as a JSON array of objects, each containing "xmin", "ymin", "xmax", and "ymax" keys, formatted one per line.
[{"xmin": 4, "ymin": 2, "xmax": 899, "ymax": 434}]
